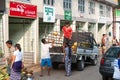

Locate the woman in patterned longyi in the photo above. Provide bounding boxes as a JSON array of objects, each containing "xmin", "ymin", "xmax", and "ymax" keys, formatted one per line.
[{"xmin": 10, "ymin": 44, "xmax": 23, "ymax": 80}]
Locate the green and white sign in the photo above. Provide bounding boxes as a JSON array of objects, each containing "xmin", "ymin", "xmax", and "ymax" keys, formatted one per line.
[
  {"xmin": 116, "ymin": 9, "xmax": 120, "ymax": 17},
  {"xmin": 43, "ymin": 5, "xmax": 55, "ymax": 22},
  {"xmin": 64, "ymin": 10, "xmax": 72, "ymax": 20}
]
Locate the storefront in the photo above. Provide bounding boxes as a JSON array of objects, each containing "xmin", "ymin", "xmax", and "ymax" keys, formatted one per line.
[
  {"xmin": 76, "ymin": 21, "xmax": 85, "ymax": 32},
  {"xmin": 39, "ymin": 5, "xmax": 55, "ymax": 59},
  {"xmin": 9, "ymin": 1, "xmax": 37, "ymax": 64},
  {"xmin": 98, "ymin": 23, "xmax": 105, "ymax": 43}
]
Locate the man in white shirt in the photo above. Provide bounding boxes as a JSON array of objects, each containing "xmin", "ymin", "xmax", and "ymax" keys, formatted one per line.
[
  {"xmin": 3, "ymin": 40, "xmax": 15, "ymax": 76},
  {"xmin": 40, "ymin": 38, "xmax": 54, "ymax": 76}
]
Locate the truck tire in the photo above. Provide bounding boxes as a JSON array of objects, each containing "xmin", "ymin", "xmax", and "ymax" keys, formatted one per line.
[
  {"xmin": 52, "ymin": 62, "xmax": 59, "ymax": 69},
  {"xmin": 91, "ymin": 57, "xmax": 97, "ymax": 66},
  {"xmin": 77, "ymin": 60, "xmax": 84, "ymax": 71}
]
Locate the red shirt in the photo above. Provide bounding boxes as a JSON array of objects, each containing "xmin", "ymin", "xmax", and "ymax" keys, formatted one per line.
[{"xmin": 62, "ymin": 26, "xmax": 72, "ymax": 39}]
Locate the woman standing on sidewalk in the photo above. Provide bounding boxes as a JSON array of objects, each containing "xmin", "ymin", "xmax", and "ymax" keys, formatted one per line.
[{"xmin": 10, "ymin": 44, "xmax": 23, "ymax": 80}]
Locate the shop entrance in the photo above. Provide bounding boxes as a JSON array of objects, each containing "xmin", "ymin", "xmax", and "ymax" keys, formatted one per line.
[
  {"xmin": 88, "ymin": 23, "xmax": 95, "ymax": 32},
  {"xmin": 39, "ymin": 19, "xmax": 54, "ymax": 59},
  {"xmin": 9, "ymin": 17, "xmax": 35, "ymax": 64},
  {"xmin": 76, "ymin": 22, "xmax": 85, "ymax": 32},
  {"xmin": 98, "ymin": 23, "xmax": 104, "ymax": 43}
]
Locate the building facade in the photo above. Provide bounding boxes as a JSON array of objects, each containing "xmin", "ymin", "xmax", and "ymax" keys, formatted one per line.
[{"xmin": 0, "ymin": 0, "xmax": 118, "ymax": 64}]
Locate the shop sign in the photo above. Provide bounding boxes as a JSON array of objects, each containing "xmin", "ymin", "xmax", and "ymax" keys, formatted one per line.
[
  {"xmin": 0, "ymin": 0, "xmax": 5, "ymax": 12},
  {"xmin": 43, "ymin": 5, "xmax": 55, "ymax": 22},
  {"xmin": 64, "ymin": 10, "xmax": 72, "ymax": 20},
  {"xmin": 10, "ymin": 1, "xmax": 37, "ymax": 18}
]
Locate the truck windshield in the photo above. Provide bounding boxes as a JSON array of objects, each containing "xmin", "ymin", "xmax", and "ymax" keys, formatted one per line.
[{"xmin": 104, "ymin": 47, "xmax": 120, "ymax": 58}]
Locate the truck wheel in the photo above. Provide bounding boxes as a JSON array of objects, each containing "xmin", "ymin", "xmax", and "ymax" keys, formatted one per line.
[
  {"xmin": 91, "ymin": 57, "xmax": 97, "ymax": 66},
  {"xmin": 77, "ymin": 60, "xmax": 84, "ymax": 71},
  {"xmin": 52, "ymin": 62, "xmax": 59, "ymax": 69}
]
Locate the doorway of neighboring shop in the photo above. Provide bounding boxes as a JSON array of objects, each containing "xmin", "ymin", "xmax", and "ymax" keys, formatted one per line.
[
  {"xmin": 9, "ymin": 17, "xmax": 35, "ymax": 64},
  {"xmin": 98, "ymin": 23, "xmax": 105, "ymax": 43},
  {"xmin": 39, "ymin": 19, "xmax": 54, "ymax": 60},
  {"xmin": 76, "ymin": 22, "xmax": 85, "ymax": 32}
]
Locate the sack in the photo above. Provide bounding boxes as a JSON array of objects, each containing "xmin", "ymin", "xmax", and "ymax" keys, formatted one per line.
[
  {"xmin": 12, "ymin": 61, "xmax": 22, "ymax": 72},
  {"xmin": 113, "ymin": 67, "xmax": 120, "ymax": 79}
]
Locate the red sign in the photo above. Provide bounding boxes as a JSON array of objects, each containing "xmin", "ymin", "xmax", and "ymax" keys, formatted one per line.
[{"xmin": 10, "ymin": 1, "xmax": 37, "ymax": 18}]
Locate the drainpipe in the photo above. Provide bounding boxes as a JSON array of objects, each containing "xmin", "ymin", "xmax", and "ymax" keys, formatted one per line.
[{"xmin": 112, "ymin": 7, "xmax": 116, "ymax": 37}]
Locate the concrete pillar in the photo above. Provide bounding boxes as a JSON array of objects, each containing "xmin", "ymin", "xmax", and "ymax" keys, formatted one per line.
[
  {"xmin": 71, "ymin": 21, "xmax": 76, "ymax": 32},
  {"xmin": 32, "ymin": 17, "xmax": 39, "ymax": 64},
  {"xmin": 116, "ymin": 23, "xmax": 120, "ymax": 41},
  {"xmin": 53, "ymin": 19, "xmax": 60, "ymax": 32},
  {"xmin": 2, "ymin": 14, "xmax": 9, "ymax": 56},
  {"xmin": 84, "ymin": 22, "xmax": 88, "ymax": 32},
  {"xmin": 95, "ymin": 23, "xmax": 98, "ymax": 42}
]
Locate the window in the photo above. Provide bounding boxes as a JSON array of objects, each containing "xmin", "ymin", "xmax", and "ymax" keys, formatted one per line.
[
  {"xmin": 17, "ymin": 0, "xmax": 30, "ymax": 2},
  {"xmin": 106, "ymin": 6, "xmax": 111, "ymax": 17},
  {"xmin": 44, "ymin": 0, "xmax": 54, "ymax": 6},
  {"xmin": 89, "ymin": 1, "xmax": 95, "ymax": 14},
  {"xmin": 99, "ymin": 4, "xmax": 105, "ymax": 17},
  {"xmin": 105, "ymin": 48, "xmax": 120, "ymax": 58},
  {"xmin": 78, "ymin": 0, "xmax": 85, "ymax": 13},
  {"xmin": 63, "ymin": 0, "xmax": 72, "ymax": 10}
]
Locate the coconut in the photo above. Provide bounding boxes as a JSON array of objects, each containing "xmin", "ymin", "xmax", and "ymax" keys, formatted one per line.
[{"xmin": 53, "ymin": 32, "xmax": 58, "ymax": 36}]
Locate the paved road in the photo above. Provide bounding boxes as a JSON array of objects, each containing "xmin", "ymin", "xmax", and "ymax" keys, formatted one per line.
[{"xmin": 33, "ymin": 57, "xmax": 102, "ymax": 80}]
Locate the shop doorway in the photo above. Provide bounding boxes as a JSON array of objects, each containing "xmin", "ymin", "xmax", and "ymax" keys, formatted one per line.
[
  {"xmin": 76, "ymin": 22, "xmax": 85, "ymax": 32},
  {"xmin": 39, "ymin": 19, "xmax": 54, "ymax": 59},
  {"xmin": 9, "ymin": 17, "xmax": 35, "ymax": 64},
  {"xmin": 88, "ymin": 23, "xmax": 95, "ymax": 33},
  {"xmin": 98, "ymin": 23, "xmax": 104, "ymax": 43}
]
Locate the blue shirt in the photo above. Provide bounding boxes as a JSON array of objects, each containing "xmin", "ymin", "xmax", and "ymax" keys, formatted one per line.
[{"xmin": 118, "ymin": 59, "xmax": 120, "ymax": 69}]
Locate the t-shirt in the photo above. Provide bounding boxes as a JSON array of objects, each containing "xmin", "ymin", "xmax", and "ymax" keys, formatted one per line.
[
  {"xmin": 113, "ymin": 59, "xmax": 120, "ymax": 79},
  {"xmin": 62, "ymin": 26, "xmax": 72, "ymax": 39},
  {"xmin": 6, "ymin": 46, "xmax": 15, "ymax": 65},
  {"xmin": 14, "ymin": 50, "xmax": 23, "ymax": 62},
  {"xmin": 41, "ymin": 43, "xmax": 52, "ymax": 59}
]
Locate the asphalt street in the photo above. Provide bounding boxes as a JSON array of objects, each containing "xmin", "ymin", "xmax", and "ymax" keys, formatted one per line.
[{"xmin": 33, "ymin": 57, "xmax": 102, "ymax": 80}]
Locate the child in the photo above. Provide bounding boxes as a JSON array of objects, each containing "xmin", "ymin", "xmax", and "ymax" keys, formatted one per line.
[
  {"xmin": 63, "ymin": 43, "xmax": 72, "ymax": 77},
  {"xmin": 113, "ymin": 51, "xmax": 120, "ymax": 80},
  {"xmin": 40, "ymin": 38, "xmax": 54, "ymax": 76}
]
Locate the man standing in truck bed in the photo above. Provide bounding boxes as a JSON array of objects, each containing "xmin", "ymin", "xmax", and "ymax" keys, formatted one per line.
[{"xmin": 62, "ymin": 22, "xmax": 73, "ymax": 50}]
